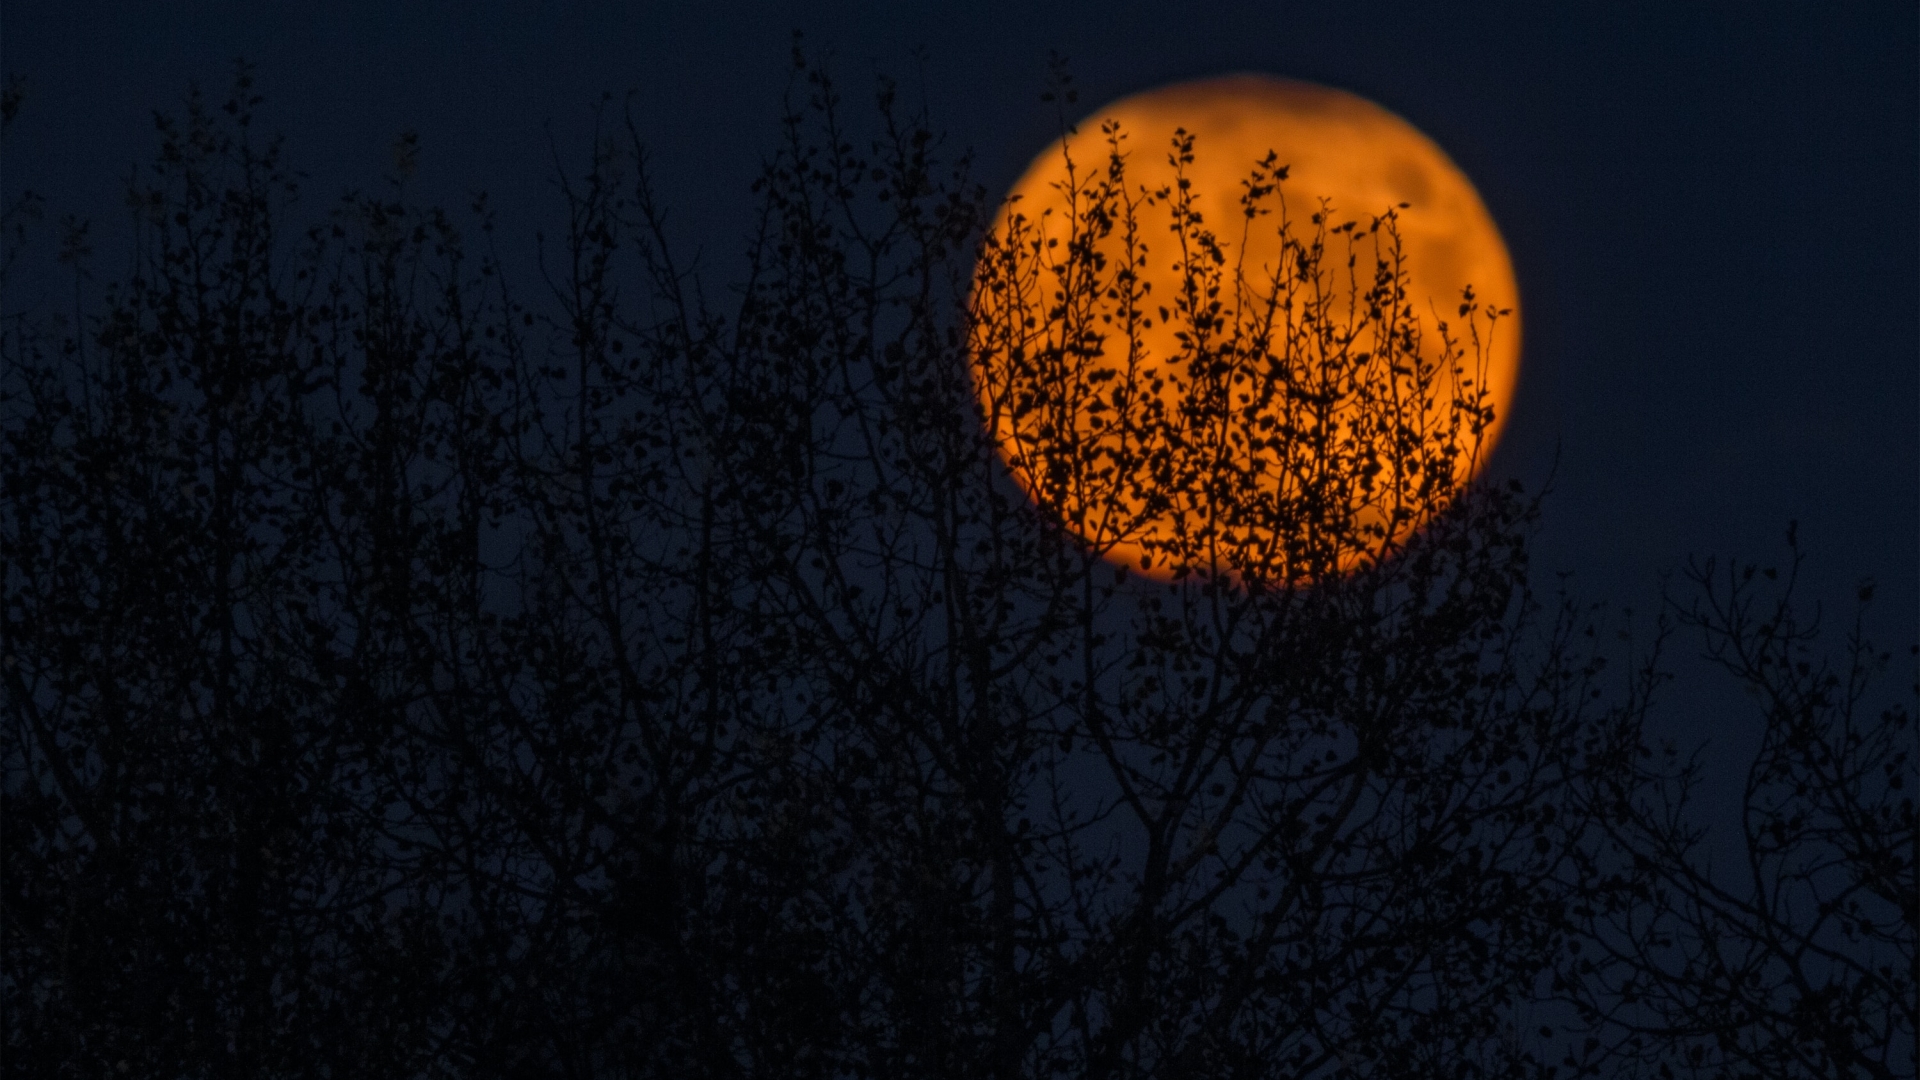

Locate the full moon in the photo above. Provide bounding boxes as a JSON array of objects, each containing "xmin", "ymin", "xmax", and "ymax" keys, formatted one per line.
[{"xmin": 969, "ymin": 75, "xmax": 1521, "ymax": 585}]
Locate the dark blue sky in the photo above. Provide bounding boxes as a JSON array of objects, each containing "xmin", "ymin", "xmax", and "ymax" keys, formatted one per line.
[{"xmin": 6, "ymin": 1, "xmax": 1915, "ymax": 758}]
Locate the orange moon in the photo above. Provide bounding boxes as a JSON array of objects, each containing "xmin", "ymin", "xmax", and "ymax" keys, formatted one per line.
[{"xmin": 969, "ymin": 74, "xmax": 1521, "ymax": 584}]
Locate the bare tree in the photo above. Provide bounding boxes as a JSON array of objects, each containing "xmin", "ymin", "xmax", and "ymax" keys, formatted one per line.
[
  {"xmin": 1557, "ymin": 534, "xmax": 1916, "ymax": 1080},
  {"xmin": 8, "ymin": 56, "xmax": 1904, "ymax": 1080}
]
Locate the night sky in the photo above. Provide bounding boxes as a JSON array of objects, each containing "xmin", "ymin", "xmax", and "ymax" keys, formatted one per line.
[{"xmin": 7, "ymin": 2, "xmax": 1915, "ymax": 773}]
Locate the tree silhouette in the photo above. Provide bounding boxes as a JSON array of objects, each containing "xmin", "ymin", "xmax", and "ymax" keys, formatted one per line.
[
  {"xmin": 3, "ymin": 58, "xmax": 1912, "ymax": 1080},
  {"xmin": 1554, "ymin": 541, "xmax": 1915, "ymax": 1079}
]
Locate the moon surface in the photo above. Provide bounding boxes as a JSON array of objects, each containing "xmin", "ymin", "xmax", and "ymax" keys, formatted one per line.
[{"xmin": 969, "ymin": 75, "xmax": 1521, "ymax": 584}]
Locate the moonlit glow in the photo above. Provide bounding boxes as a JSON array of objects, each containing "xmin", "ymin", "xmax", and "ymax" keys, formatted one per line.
[{"xmin": 970, "ymin": 75, "xmax": 1521, "ymax": 585}]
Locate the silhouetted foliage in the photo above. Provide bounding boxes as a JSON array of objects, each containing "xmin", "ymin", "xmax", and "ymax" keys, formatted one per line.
[
  {"xmin": 1552, "ymin": 539, "xmax": 1915, "ymax": 1079},
  {"xmin": 3, "ymin": 58, "xmax": 1912, "ymax": 1080}
]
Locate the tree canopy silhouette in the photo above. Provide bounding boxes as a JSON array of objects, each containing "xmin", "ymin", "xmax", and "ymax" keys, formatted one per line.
[{"xmin": 3, "ymin": 58, "xmax": 1911, "ymax": 1080}]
